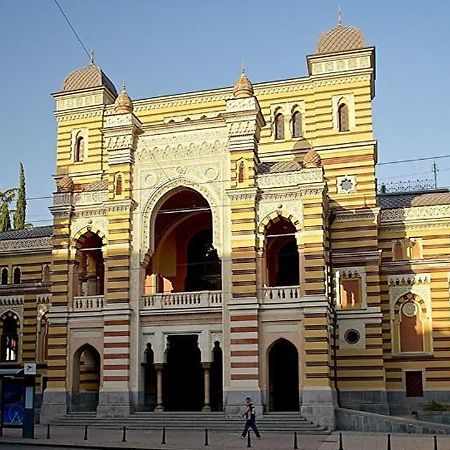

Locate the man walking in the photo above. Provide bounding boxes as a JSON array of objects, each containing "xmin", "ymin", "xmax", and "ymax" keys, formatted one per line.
[{"xmin": 240, "ymin": 396, "xmax": 261, "ymax": 439}]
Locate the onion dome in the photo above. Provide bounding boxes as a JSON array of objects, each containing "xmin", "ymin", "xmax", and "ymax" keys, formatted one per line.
[
  {"xmin": 62, "ymin": 63, "xmax": 117, "ymax": 95},
  {"xmin": 57, "ymin": 174, "xmax": 74, "ymax": 193},
  {"xmin": 233, "ymin": 71, "xmax": 254, "ymax": 98},
  {"xmin": 316, "ymin": 23, "xmax": 365, "ymax": 54},
  {"xmin": 303, "ymin": 149, "xmax": 321, "ymax": 168},
  {"xmin": 114, "ymin": 87, "xmax": 133, "ymax": 114}
]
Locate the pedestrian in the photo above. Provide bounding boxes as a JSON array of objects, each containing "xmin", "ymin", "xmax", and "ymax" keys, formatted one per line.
[{"xmin": 240, "ymin": 396, "xmax": 261, "ymax": 439}]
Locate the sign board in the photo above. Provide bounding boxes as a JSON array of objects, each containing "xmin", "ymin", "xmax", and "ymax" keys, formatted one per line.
[{"xmin": 24, "ymin": 363, "xmax": 36, "ymax": 376}]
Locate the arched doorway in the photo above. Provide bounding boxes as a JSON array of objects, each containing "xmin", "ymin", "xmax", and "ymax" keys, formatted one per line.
[
  {"xmin": 143, "ymin": 344, "xmax": 157, "ymax": 410},
  {"xmin": 72, "ymin": 345, "xmax": 101, "ymax": 412},
  {"xmin": 144, "ymin": 188, "xmax": 221, "ymax": 294},
  {"xmin": 268, "ymin": 339, "xmax": 299, "ymax": 411},
  {"xmin": 265, "ymin": 217, "xmax": 299, "ymax": 287},
  {"xmin": 210, "ymin": 341, "xmax": 223, "ymax": 411},
  {"xmin": 165, "ymin": 335, "xmax": 203, "ymax": 411}
]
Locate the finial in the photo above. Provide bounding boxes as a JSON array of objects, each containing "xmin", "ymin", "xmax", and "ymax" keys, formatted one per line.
[
  {"xmin": 241, "ymin": 60, "xmax": 246, "ymax": 74},
  {"xmin": 122, "ymin": 79, "xmax": 126, "ymax": 91},
  {"xmin": 90, "ymin": 48, "xmax": 95, "ymax": 64},
  {"xmin": 337, "ymin": 5, "xmax": 343, "ymax": 25}
]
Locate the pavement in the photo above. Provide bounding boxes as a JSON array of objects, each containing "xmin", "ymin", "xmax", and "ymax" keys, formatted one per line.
[{"xmin": 0, "ymin": 426, "xmax": 449, "ymax": 450}]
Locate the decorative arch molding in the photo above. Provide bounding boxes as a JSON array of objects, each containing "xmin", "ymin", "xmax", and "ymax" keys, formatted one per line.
[
  {"xmin": 266, "ymin": 336, "xmax": 299, "ymax": 356},
  {"xmin": 258, "ymin": 210, "xmax": 302, "ymax": 236},
  {"xmin": 141, "ymin": 177, "xmax": 222, "ymax": 260},
  {"xmin": 72, "ymin": 224, "xmax": 108, "ymax": 248}
]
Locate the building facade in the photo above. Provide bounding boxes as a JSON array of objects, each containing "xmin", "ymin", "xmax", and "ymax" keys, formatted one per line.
[{"xmin": 1, "ymin": 21, "xmax": 450, "ymax": 428}]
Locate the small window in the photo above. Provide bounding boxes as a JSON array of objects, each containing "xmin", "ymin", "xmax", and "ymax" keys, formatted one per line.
[
  {"xmin": 274, "ymin": 113, "xmax": 285, "ymax": 140},
  {"xmin": 410, "ymin": 239, "xmax": 422, "ymax": 260},
  {"xmin": 338, "ymin": 103, "xmax": 349, "ymax": 132},
  {"xmin": 13, "ymin": 267, "xmax": 21, "ymax": 285},
  {"xmin": 340, "ymin": 278, "xmax": 361, "ymax": 308},
  {"xmin": 238, "ymin": 161, "xmax": 245, "ymax": 184},
  {"xmin": 42, "ymin": 264, "xmax": 50, "ymax": 283},
  {"xmin": 344, "ymin": 329, "xmax": 360, "ymax": 345},
  {"xmin": 292, "ymin": 111, "xmax": 302, "ymax": 138},
  {"xmin": 1, "ymin": 268, "xmax": 8, "ymax": 285},
  {"xmin": 115, "ymin": 174, "xmax": 123, "ymax": 196},
  {"xmin": 74, "ymin": 136, "xmax": 85, "ymax": 162},
  {"xmin": 392, "ymin": 240, "xmax": 404, "ymax": 261},
  {"xmin": 405, "ymin": 371, "xmax": 423, "ymax": 397}
]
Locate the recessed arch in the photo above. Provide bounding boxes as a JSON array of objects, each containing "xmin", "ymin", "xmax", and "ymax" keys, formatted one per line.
[{"xmin": 258, "ymin": 210, "xmax": 301, "ymax": 235}]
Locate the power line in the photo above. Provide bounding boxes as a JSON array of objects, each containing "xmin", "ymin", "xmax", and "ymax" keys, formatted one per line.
[
  {"xmin": 378, "ymin": 154, "xmax": 450, "ymax": 166},
  {"xmin": 53, "ymin": 0, "xmax": 91, "ymax": 62}
]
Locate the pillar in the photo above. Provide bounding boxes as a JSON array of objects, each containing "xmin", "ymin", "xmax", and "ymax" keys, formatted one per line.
[
  {"xmin": 202, "ymin": 362, "xmax": 212, "ymax": 412},
  {"xmin": 154, "ymin": 363, "xmax": 164, "ymax": 412}
]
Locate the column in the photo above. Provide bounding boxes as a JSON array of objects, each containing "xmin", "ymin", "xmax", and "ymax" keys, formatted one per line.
[
  {"xmin": 154, "ymin": 363, "xmax": 164, "ymax": 412},
  {"xmin": 202, "ymin": 362, "xmax": 212, "ymax": 412}
]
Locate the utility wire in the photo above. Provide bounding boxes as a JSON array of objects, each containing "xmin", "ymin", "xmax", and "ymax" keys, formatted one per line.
[
  {"xmin": 53, "ymin": 0, "xmax": 91, "ymax": 62},
  {"xmin": 378, "ymin": 154, "xmax": 450, "ymax": 166}
]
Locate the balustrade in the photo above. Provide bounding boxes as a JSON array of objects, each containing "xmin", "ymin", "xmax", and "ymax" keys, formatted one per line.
[
  {"xmin": 142, "ymin": 291, "xmax": 222, "ymax": 310},
  {"xmin": 73, "ymin": 295, "xmax": 104, "ymax": 311},
  {"xmin": 263, "ymin": 286, "xmax": 301, "ymax": 302}
]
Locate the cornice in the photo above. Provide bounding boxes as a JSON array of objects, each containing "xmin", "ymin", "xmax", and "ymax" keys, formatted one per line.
[
  {"xmin": 380, "ymin": 204, "xmax": 450, "ymax": 225},
  {"xmin": 0, "ymin": 237, "xmax": 52, "ymax": 253}
]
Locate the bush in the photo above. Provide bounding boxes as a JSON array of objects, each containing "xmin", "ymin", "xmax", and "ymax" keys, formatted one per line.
[{"xmin": 423, "ymin": 400, "xmax": 450, "ymax": 412}]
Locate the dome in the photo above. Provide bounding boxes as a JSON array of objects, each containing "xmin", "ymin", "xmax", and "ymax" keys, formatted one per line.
[
  {"xmin": 233, "ymin": 71, "xmax": 254, "ymax": 98},
  {"xmin": 62, "ymin": 63, "xmax": 117, "ymax": 95},
  {"xmin": 316, "ymin": 24, "xmax": 365, "ymax": 54},
  {"xmin": 114, "ymin": 88, "xmax": 133, "ymax": 114},
  {"xmin": 303, "ymin": 149, "xmax": 321, "ymax": 168},
  {"xmin": 57, "ymin": 174, "xmax": 74, "ymax": 193}
]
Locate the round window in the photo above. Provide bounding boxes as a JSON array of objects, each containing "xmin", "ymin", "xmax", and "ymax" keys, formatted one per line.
[{"xmin": 344, "ymin": 329, "xmax": 360, "ymax": 345}]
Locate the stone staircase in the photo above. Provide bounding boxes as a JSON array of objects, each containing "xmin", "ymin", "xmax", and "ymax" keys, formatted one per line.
[{"xmin": 50, "ymin": 411, "xmax": 329, "ymax": 434}]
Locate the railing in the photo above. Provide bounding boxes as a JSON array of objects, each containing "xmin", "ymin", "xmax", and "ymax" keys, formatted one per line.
[
  {"xmin": 263, "ymin": 286, "xmax": 301, "ymax": 302},
  {"xmin": 0, "ymin": 295, "xmax": 24, "ymax": 306},
  {"xmin": 73, "ymin": 295, "xmax": 104, "ymax": 311},
  {"xmin": 37, "ymin": 293, "xmax": 51, "ymax": 304},
  {"xmin": 142, "ymin": 291, "xmax": 222, "ymax": 310}
]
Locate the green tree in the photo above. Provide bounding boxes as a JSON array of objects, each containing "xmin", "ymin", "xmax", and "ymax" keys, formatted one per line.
[
  {"xmin": 0, "ymin": 188, "xmax": 17, "ymax": 232},
  {"xmin": 14, "ymin": 162, "xmax": 26, "ymax": 230}
]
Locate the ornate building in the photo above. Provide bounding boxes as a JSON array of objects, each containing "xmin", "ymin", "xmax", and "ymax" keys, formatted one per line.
[{"xmin": 1, "ymin": 20, "xmax": 450, "ymax": 429}]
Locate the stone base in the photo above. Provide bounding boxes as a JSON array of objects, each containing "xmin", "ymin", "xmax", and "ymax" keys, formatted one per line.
[
  {"xmin": 224, "ymin": 390, "xmax": 263, "ymax": 416},
  {"xmin": 40, "ymin": 390, "xmax": 68, "ymax": 424},
  {"xmin": 96, "ymin": 391, "xmax": 132, "ymax": 417},
  {"xmin": 300, "ymin": 389, "xmax": 337, "ymax": 430},
  {"xmin": 339, "ymin": 390, "xmax": 389, "ymax": 415},
  {"xmin": 387, "ymin": 390, "xmax": 450, "ymax": 416}
]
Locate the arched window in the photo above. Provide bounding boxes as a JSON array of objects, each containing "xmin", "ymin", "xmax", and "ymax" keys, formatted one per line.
[
  {"xmin": 42, "ymin": 264, "xmax": 50, "ymax": 283},
  {"xmin": 1, "ymin": 313, "xmax": 19, "ymax": 362},
  {"xmin": 115, "ymin": 174, "xmax": 123, "ymax": 196},
  {"xmin": 292, "ymin": 111, "xmax": 302, "ymax": 138},
  {"xmin": 392, "ymin": 240, "xmax": 404, "ymax": 261},
  {"xmin": 274, "ymin": 113, "xmax": 285, "ymax": 140},
  {"xmin": 400, "ymin": 301, "xmax": 423, "ymax": 352},
  {"xmin": 410, "ymin": 239, "xmax": 422, "ymax": 260},
  {"xmin": 39, "ymin": 314, "xmax": 49, "ymax": 362},
  {"xmin": 1, "ymin": 268, "xmax": 8, "ymax": 285},
  {"xmin": 238, "ymin": 161, "xmax": 245, "ymax": 184},
  {"xmin": 340, "ymin": 277, "xmax": 361, "ymax": 309},
  {"xmin": 13, "ymin": 267, "xmax": 21, "ymax": 285},
  {"xmin": 74, "ymin": 136, "xmax": 85, "ymax": 162},
  {"xmin": 337, "ymin": 103, "xmax": 349, "ymax": 132}
]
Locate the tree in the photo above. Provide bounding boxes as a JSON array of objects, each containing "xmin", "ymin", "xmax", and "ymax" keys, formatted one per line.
[
  {"xmin": 14, "ymin": 162, "xmax": 26, "ymax": 230},
  {"xmin": 0, "ymin": 188, "xmax": 17, "ymax": 232}
]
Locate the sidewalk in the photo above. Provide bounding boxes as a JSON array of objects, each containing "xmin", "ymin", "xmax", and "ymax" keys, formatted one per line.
[{"xmin": 0, "ymin": 425, "xmax": 449, "ymax": 450}]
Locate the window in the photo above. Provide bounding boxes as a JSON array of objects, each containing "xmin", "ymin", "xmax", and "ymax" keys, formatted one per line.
[
  {"xmin": 337, "ymin": 103, "xmax": 349, "ymax": 132},
  {"xmin": 392, "ymin": 240, "xmax": 404, "ymax": 261},
  {"xmin": 341, "ymin": 278, "xmax": 361, "ymax": 308},
  {"xmin": 405, "ymin": 371, "xmax": 423, "ymax": 397},
  {"xmin": 274, "ymin": 113, "xmax": 285, "ymax": 140},
  {"xmin": 344, "ymin": 329, "xmax": 360, "ymax": 345},
  {"xmin": 410, "ymin": 239, "xmax": 422, "ymax": 260},
  {"xmin": 292, "ymin": 111, "xmax": 302, "ymax": 138},
  {"xmin": 74, "ymin": 136, "xmax": 85, "ymax": 162},
  {"xmin": 115, "ymin": 174, "xmax": 123, "ymax": 196},
  {"xmin": 1, "ymin": 268, "xmax": 7, "ymax": 285},
  {"xmin": 238, "ymin": 161, "xmax": 245, "ymax": 184},
  {"xmin": 400, "ymin": 301, "xmax": 423, "ymax": 352},
  {"xmin": 42, "ymin": 264, "xmax": 50, "ymax": 283},
  {"xmin": 1, "ymin": 314, "xmax": 19, "ymax": 362},
  {"xmin": 13, "ymin": 267, "xmax": 21, "ymax": 285}
]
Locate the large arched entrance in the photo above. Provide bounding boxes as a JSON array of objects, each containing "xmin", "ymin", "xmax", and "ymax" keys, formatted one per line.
[
  {"xmin": 165, "ymin": 335, "xmax": 203, "ymax": 411},
  {"xmin": 268, "ymin": 339, "xmax": 299, "ymax": 411},
  {"xmin": 144, "ymin": 188, "xmax": 221, "ymax": 294},
  {"xmin": 72, "ymin": 344, "xmax": 101, "ymax": 412}
]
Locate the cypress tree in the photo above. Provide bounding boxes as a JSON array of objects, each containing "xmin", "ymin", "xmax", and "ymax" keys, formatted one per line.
[
  {"xmin": 0, "ymin": 202, "xmax": 11, "ymax": 232},
  {"xmin": 14, "ymin": 162, "xmax": 26, "ymax": 229}
]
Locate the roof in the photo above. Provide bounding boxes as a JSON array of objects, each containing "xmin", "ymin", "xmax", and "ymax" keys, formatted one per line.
[
  {"xmin": 0, "ymin": 226, "xmax": 53, "ymax": 241},
  {"xmin": 316, "ymin": 24, "xmax": 365, "ymax": 54},
  {"xmin": 62, "ymin": 63, "xmax": 117, "ymax": 95},
  {"xmin": 378, "ymin": 190, "xmax": 450, "ymax": 209},
  {"xmin": 259, "ymin": 161, "xmax": 302, "ymax": 174}
]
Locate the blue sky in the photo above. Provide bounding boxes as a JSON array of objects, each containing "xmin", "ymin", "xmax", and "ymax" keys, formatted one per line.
[{"xmin": 1, "ymin": 0, "xmax": 450, "ymax": 225}]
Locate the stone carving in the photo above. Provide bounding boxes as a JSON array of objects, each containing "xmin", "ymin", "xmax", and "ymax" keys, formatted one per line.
[
  {"xmin": 71, "ymin": 217, "xmax": 108, "ymax": 242},
  {"xmin": 105, "ymin": 114, "xmax": 133, "ymax": 128},
  {"xmin": 335, "ymin": 209, "xmax": 379, "ymax": 223},
  {"xmin": 0, "ymin": 237, "xmax": 52, "ymax": 253},
  {"xmin": 106, "ymin": 135, "xmax": 134, "ymax": 150},
  {"xmin": 227, "ymin": 97, "xmax": 257, "ymax": 112},
  {"xmin": 381, "ymin": 204, "xmax": 450, "ymax": 223},
  {"xmin": 56, "ymin": 110, "xmax": 103, "ymax": 123},
  {"xmin": 227, "ymin": 120, "xmax": 257, "ymax": 136},
  {"xmin": 257, "ymin": 167, "xmax": 322, "ymax": 188},
  {"xmin": 0, "ymin": 296, "xmax": 24, "ymax": 306},
  {"xmin": 73, "ymin": 190, "xmax": 108, "ymax": 206},
  {"xmin": 0, "ymin": 306, "xmax": 23, "ymax": 322},
  {"xmin": 53, "ymin": 192, "xmax": 72, "ymax": 206},
  {"xmin": 311, "ymin": 56, "xmax": 371, "ymax": 76},
  {"xmin": 388, "ymin": 274, "xmax": 430, "ymax": 286}
]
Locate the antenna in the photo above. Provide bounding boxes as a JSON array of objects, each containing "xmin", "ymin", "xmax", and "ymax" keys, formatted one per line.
[{"xmin": 432, "ymin": 161, "xmax": 439, "ymax": 188}]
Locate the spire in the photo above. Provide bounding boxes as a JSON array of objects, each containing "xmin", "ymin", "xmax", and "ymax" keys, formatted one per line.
[
  {"xmin": 337, "ymin": 5, "xmax": 343, "ymax": 25},
  {"xmin": 114, "ymin": 84, "xmax": 133, "ymax": 114}
]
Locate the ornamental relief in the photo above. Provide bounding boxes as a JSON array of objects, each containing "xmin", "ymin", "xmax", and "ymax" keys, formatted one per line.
[
  {"xmin": 311, "ymin": 56, "xmax": 371, "ymax": 75},
  {"xmin": 257, "ymin": 198, "xmax": 303, "ymax": 231},
  {"xmin": 0, "ymin": 237, "xmax": 52, "ymax": 253},
  {"xmin": 257, "ymin": 167, "xmax": 322, "ymax": 188},
  {"xmin": 381, "ymin": 205, "xmax": 450, "ymax": 223},
  {"xmin": 136, "ymin": 129, "xmax": 228, "ymax": 162},
  {"xmin": 106, "ymin": 135, "xmax": 134, "ymax": 150},
  {"xmin": 71, "ymin": 217, "xmax": 108, "ymax": 242}
]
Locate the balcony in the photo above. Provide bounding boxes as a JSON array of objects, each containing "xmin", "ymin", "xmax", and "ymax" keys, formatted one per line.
[
  {"xmin": 263, "ymin": 286, "xmax": 301, "ymax": 303},
  {"xmin": 72, "ymin": 295, "xmax": 104, "ymax": 311},
  {"xmin": 141, "ymin": 291, "xmax": 222, "ymax": 311}
]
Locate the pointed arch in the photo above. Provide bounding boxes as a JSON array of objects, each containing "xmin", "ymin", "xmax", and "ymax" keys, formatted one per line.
[{"xmin": 337, "ymin": 102, "xmax": 349, "ymax": 132}]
